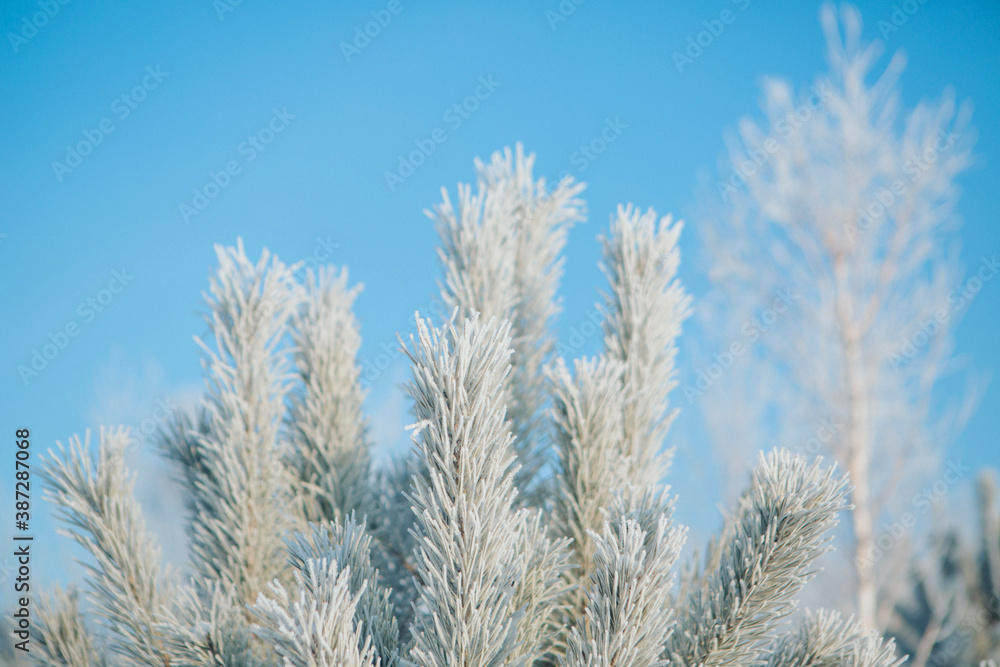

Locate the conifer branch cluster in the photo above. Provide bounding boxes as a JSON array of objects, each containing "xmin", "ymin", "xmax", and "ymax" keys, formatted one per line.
[
  {"xmin": 33, "ymin": 142, "xmax": 901, "ymax": 667},
  {"xmin": 28, "ymin": 10, "xmax": 936, "ymax": 664}
]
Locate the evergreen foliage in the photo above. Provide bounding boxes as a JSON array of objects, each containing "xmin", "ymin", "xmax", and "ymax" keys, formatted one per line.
[{"xmin": 34, "ymin": 143, "xmax": 901, "ymax": 666}]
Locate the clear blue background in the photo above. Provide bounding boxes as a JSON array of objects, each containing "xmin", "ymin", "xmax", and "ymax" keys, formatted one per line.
[{"xmin": 1, "ymin": 0, "xmax": 997, "ymax": 589}]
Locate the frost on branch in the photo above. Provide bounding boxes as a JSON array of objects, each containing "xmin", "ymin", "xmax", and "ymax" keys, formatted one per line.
[
  {"xmin": 667, "ymin": 450, "xmax": 850, "ymax": 666},
  {"xmin": 250, "ymin": 559, "xmax": 378, "ymax": 667},
  {"xmin": 287, "ymin": 266, "xmax": 372, "ymax": 526},
  {"xmin": 176, "ymin": 240, "xmax": 303, "ymax": 606},
  {"xmin": 35, "ymin": 141, "xmax": 911, "ymax": 667},
  {"xmin": 429, "ymin": 143, "xmax": 585, "ymax": 502},
  {"xmin": 562, "ymin": 487, "xmax": 686, "ymax": 667},
  {"xmin": 600, "ymin": 204, "xmax": 690, "ymax": 486},
  {"xmin": 282, "ymin": 515, "xmax": 400, "ymax": 667},
  {"xmin": 403, "ymin": 314, "xmax": 562, "ymax": 666},
  {"xmin": 39, "ymin": 428, "xmax": 175, "ymax": 666}
]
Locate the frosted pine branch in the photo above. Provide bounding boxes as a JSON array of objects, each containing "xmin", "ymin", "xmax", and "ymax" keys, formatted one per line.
[
  {"xmin": 159, "ymin": 578, "xmax": 261, "ymax": 666},
  {"xmin": 160, "ymin": 411, "xmax": 268, "ymax": 666},
  {"xmin": 186, "ymin": 239, "xmax": 302, "ymax": 606},
  {"xmin": 477, "ymin": 145, "xmax": 586, "ymax": 502},
  {"xmin": 600, "ymin": 204, "xmax": 690, "ymax": 487},
  {"xmin": 33, "ymin": 585, "xmax": 109, "ymax": 667},
  {"xmin": 158, "ymin": 406, "xmax": 211, "ymax": 518},
  {"xmin": 39, "ymin": 428, "xmax": 175, "ymax": 666},
  {"xmin": 429, "ymin": 144, "xmax": 585, "ymax": 501},
  {"xmin": 509, "ymin": 508, "xmax": 575, "ymax": 664},
  {"xmin": 287, "ymin": 266, "xmax": 372, "ymax": 525},
  {"xmin": 549, "ymin": 205, "xmax": 690, "ymax": 651},
  {"xmin": 666, "ymin": 450, "xmax": 850, "ymax": 666},
  {"xmin": 402, "ymin": 314, "xmax": 525, "ymax": 667},
  {"xmin": 284, "ymin": 515, "xmax": 400, "ymax": 667},
  {"xmin": 562, "ymin": 487, "xmax": 686, "ymax": 667},
  {"xmin": 548, "ymin": 356, "xmax": 629, "ymax": 605},
  {"xmin": 251, "ymin": 560, "xmax": 378, "ymax": 667},
  {"xmin": 765, "ymin": 610, "xmax": 904, "ymax": 667}
]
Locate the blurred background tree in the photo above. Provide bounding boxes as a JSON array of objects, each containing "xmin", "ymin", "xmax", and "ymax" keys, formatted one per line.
[{"xmin": 697, "ymin": 2, "xmax": 982, "ymax": 636}]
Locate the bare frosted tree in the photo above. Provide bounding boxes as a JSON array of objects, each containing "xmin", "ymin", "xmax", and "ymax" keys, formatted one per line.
[{"xmin": 698, "ymin": 2, "xmax": 976, "ymax": 632}]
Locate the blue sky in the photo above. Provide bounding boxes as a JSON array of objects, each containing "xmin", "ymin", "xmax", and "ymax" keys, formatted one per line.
[{"xmin": 1, "ymin": 0, "xmax": 997, "ymax": 588}]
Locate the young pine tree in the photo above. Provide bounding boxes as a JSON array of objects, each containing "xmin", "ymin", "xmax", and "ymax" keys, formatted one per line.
[{"xmin": 35, "ymin": 144, "xmax": 902, "ymax": 667}]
